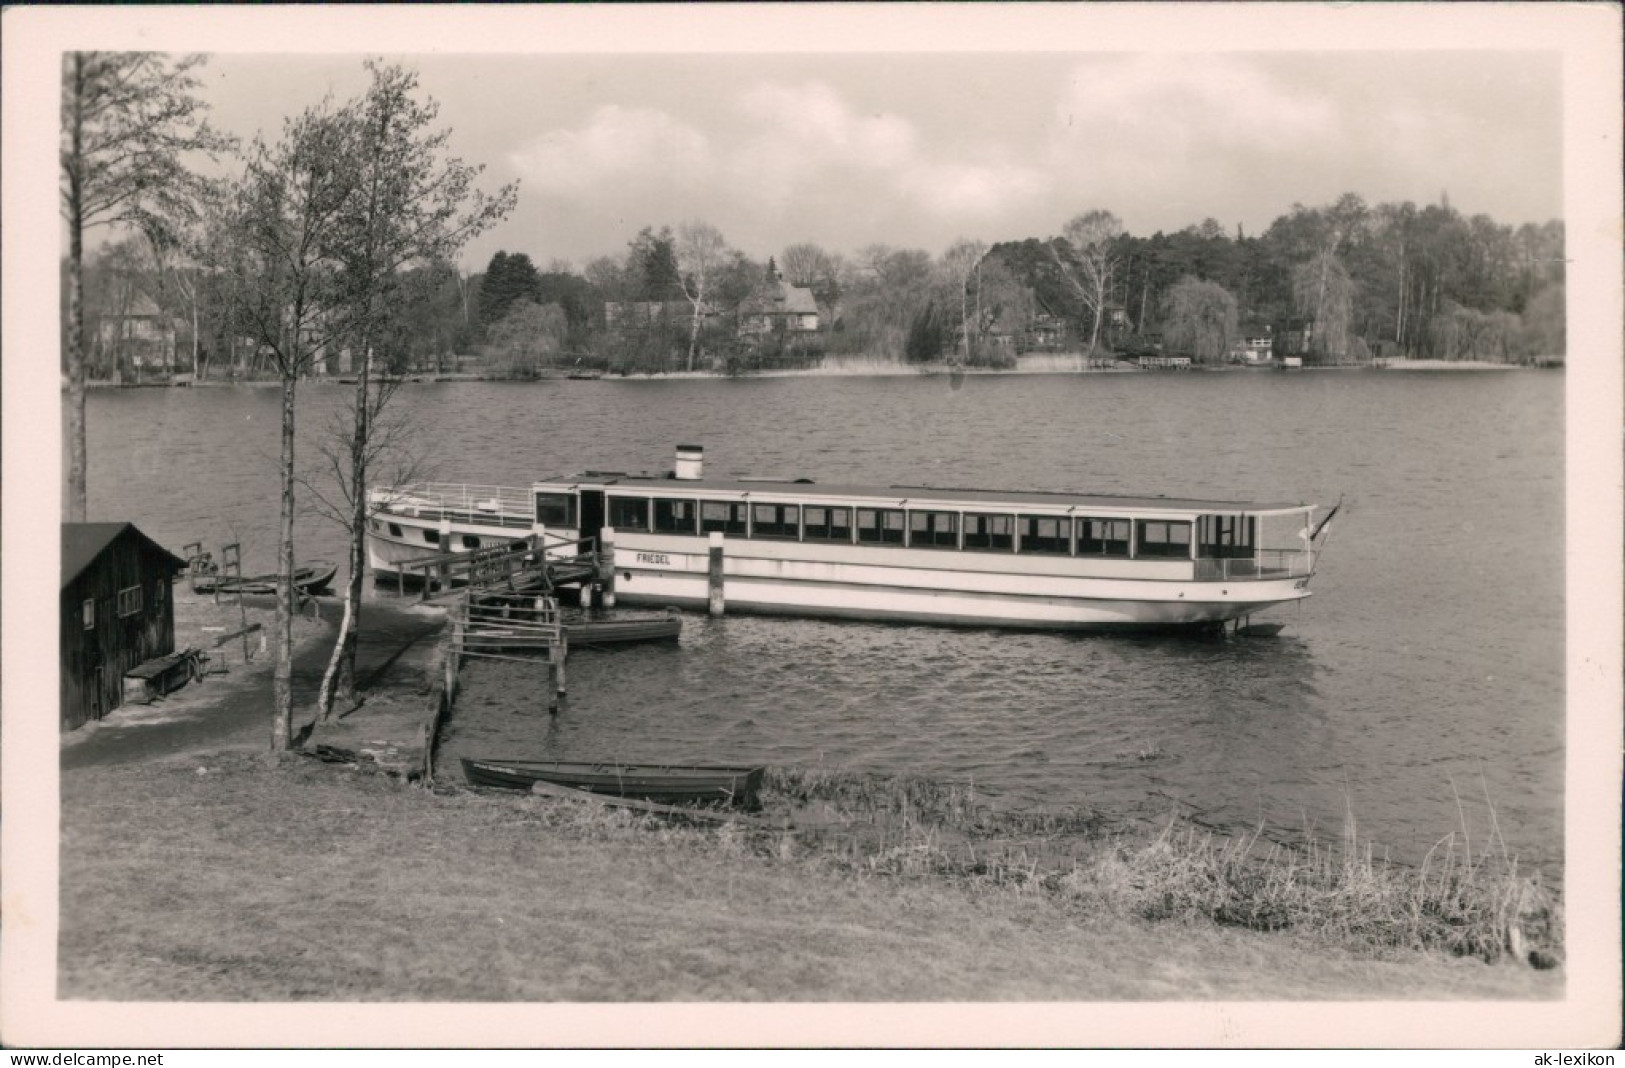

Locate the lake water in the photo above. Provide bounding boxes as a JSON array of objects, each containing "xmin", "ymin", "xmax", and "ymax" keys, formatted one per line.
[{"xmin": 80, "ymin": 369, "xmax": 1565, "ymax": 872}]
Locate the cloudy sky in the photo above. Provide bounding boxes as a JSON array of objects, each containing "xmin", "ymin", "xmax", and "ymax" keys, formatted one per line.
[{"xmin": 188, "ymin": 47, "xmax": 1562, "ymax": 273}]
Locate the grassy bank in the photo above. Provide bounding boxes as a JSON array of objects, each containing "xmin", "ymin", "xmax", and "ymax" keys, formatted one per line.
[{"xmin": 57, "ymin": 751, "xmax": 1562, "ymax": 1003}]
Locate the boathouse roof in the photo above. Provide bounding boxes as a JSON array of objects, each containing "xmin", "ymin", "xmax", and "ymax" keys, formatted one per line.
[{"xmin": 63, "ymin": 522, "xmax": 188, "ymax": 589}]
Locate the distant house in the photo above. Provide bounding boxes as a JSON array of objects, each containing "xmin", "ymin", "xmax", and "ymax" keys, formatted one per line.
[
  {"xmin": 61, "ymin": 523, "xmax": 188, "ymax": 730},
  {"xmin": 736, "ymin": 262, "xmax": 819, "ymax": 337},
  {"xmin": 96, "ymin": 295, "xmax": 183, "ymax": 372},
  {"xmin": 1279, "ymin": 317, "xmax": 1315, "ymax": 358},
  {"xmin": 1231, "ymin": 322, "xmax": 1275, "ymax": 364},
  {"xmin": 1019, "ymin": 313, "xmax": 1069, "ymax": 352}
]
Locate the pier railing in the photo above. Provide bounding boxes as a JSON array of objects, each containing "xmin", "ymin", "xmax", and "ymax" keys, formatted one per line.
[
  {"xmin": 1194, "ymin": 549, "xmax": 1316, "ymax": 582},
  {"xmin": 396, "ymin": 528, "xmax": 604, "ymax": 600}
]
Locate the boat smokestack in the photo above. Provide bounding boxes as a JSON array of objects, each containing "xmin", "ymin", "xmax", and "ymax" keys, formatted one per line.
[{"xmin": 674, "ymin": 444, "xmax": 704, "ymax": 481}]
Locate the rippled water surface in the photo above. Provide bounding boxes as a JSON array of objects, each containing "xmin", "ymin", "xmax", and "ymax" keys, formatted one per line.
[{"xmin": 82, "ymin": 369, "xmax": 1565, "ymax": 871}]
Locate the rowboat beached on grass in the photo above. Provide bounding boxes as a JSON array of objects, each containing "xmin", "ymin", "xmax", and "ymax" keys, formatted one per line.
[{"xmin": 460, "ymin": 758, "xmax": 765, "ymax": 806}]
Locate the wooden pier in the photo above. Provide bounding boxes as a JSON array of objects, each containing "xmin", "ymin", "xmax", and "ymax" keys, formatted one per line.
[
  {"xmin": 447, "ymin": 590, "xmax": 570, "ymax": 714},
  {"xmin": 394, "ymin": 533, "xmax": 607, "ymax": 604}
]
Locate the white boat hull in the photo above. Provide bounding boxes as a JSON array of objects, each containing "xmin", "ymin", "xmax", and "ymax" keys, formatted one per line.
[{"xmin": 367, "ymin": 520, "xmax": 1310, "ymax": 629}]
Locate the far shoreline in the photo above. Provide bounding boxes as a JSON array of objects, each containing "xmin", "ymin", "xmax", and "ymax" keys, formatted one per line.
[{"xmin": 76, "ymin": 355, "xmax": 1558, "ymax": 390}]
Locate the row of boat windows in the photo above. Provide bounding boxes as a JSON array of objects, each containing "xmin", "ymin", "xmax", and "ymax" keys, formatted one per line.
[
  {"xmin": 382, "ymin": 504, "xmax": 1259, "ymax": 559},
  {"xmin": 585, "ymin": 496, "xmax": 1255, "ymax": 559},
  {"xmin": 373, "ymin": 520, "xmax": 503, "ymax": 551}
]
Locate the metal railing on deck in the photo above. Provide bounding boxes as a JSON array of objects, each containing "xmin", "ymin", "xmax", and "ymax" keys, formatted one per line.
[
  {"xmin": 371, "ymin": 483, "xmax": 534, "ymax": 529},
  {"xmin": 1194, "ymin": 549, "xmax": 1316, "ymax": 582}
]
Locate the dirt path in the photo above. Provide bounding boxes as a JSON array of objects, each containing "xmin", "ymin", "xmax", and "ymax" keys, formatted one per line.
[{"xmin": 61, "ymin": 592, "xmax": 445, "ymax": 769}]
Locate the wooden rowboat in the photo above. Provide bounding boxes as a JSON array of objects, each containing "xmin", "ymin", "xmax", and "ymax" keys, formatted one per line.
[
  {"xmin": 193, "ymin": 561, "xmax": 338, "ymax": 596},
  {"xmin": 461, "ymin": 610, "xmax": 682, "ymax": 651},
  {"xmin": 461, "ymin": 758, "xmax": 765, "ymax": 806}
]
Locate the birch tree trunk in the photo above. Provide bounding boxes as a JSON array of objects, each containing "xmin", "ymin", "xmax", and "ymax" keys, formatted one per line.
[
  {"xmin": 271, "ymin": 371, "xmax": 298, "ymax": 750},
  {"xmin": 65, "ymin": 55, "xmax": 88, "ymax": 523}
]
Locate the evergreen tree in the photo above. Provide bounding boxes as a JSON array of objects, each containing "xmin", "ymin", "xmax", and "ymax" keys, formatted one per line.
[{"xmin": 478, "ymin": 250, "xmax": 542, "ymax": 327}]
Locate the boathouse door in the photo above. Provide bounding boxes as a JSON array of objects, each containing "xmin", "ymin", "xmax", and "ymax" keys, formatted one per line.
[{"xmin": 579, "ymin": 490, "xmax": 605, "ymax": 545}]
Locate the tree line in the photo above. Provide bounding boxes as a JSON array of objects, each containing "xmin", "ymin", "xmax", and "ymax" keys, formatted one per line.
[
  {"xmin": 73, "ymin": 189, "xmax": 1564, "ymax": 381},
  {"xmin": 315, "ymin": 194, "xmax": 1567, "ymax": 374}
]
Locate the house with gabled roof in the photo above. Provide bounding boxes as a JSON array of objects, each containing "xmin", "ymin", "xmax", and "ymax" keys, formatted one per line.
[
  {"xmin": 737, "ymin": 260, "xmax": 819, "ymax": 337},
  {"xmin": 61, "ymin": 523, "xmax": 188, "ymax": 729}
]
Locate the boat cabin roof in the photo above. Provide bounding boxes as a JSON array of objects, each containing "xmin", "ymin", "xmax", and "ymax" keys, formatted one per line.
[{"xmin": 533, "ymin": 471, "xmax": 1310, "ymax": 516}]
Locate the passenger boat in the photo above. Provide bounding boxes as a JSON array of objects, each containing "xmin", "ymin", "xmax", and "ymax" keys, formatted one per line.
[
  {"xmin": 368, "ymin": 447, "xmax": 1330, "ymax": 631},
  {"xmin": 460, "ymin": 758, "xmax": 765, "ymax": 805}
]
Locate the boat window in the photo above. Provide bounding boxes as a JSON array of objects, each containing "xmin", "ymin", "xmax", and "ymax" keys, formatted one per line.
[
  {"xmin": 1196, "ymin": 514, "xmax": 1256, "ymax": 559},
  {"xmin": 535, "ymin": 491, "xmax": 575, "ymax": 527},
  {"xmin": 700, "ymin": 500, "xmax": 748, "ymax": 535},
  {"xmin": 654, "ymin": 498, "xmax": 698, "ymax": 535},
  {"xmin": 963, "ymin": 513, "xmax": 1014, "ymax": 552},
  {"xmin": 909, "ymin": 510, "xmax": 959, "ymax": 549},
  {"xmin": 856, "ymin": 507, "xmax": 906, "ymax": 545},
  {"xmin": 803, "ymin": 505, "xmax": 852, "ymax": 542},
  {"xmin": 1077, "ymin": 517, "xmax": 1131, "ymax": 557},
  {"xmin": 117, "ymin": 585, "xmax": 142, "ymax": 618},
  {"xmin": 424, "ymin": 529, "xmax": 441, "ymax": 545},
  {"xmin": 608, "ymin": 496, "xmax": 650, "ymax": 533},
  {"xmin": 1136, "ymin": 519, "xmax": 1192, "ymax": 558},
  {"xmin": 751, "ymin": 503, "xmax": 800, "ymax": 539},
  {"xmin": 462, "ymin": 535, "xmax": 481, "ymax": 549},
  {"xmin": 83, "ymin": 598, "xmax": 95, "ymax": 630},
  {"xmin": 1018, "ymin": 515, "xmax": 1070, "ymax": 554},
  {"xmin": 388, "ymin": 523, "xmax": 403, "ymax": 538}
]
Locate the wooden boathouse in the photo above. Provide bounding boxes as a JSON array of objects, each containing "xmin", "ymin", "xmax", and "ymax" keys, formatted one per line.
[{"xmin": 61, "ymin": 522, "xmax": 188, "ymax": 730}]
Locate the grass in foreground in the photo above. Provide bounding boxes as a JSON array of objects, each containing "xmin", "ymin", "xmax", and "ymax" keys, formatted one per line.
[
  {"xmin": 760, "ymin": 767, "xmax": 1563, "ymax": 968},
  {"xmin": 54, "ymin": 752, "xmax": 1562, "ymax": 1003}
]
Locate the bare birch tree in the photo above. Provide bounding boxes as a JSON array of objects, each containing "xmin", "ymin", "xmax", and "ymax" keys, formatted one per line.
[
  {"xmin": 60, "ymin": 52, "xmax": 231, "ymax": 520},
  {"xmin": 676, "ymin": 220, "xmax": 728, "ymax": 372},
  {"xmin": 317, "ymin": 62, "xmax": 516, "ymax": 719},
  {"xmin": 940, "ymin": 238, "xmax": 987, "ymax": 363},
  {"xmin": 206, "ymin": 101, "xmax": 362, "ymax": 751},
  {"xmin": 1050, "ymin": 210, "xmax": 1124, "ymax": 356}
]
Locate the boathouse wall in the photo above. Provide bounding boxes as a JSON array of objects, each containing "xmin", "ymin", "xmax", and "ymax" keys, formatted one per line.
[{"xmin": 61, "ymin": 523, "xmax": 187, "ymax": 731}]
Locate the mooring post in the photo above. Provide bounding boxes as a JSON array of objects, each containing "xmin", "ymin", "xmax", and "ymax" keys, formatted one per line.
[
  {"xmin": 599, "ymin": 526, "xmax": 617, "ymax": 608},
  {"xmin": 548, "ymin": 630, "xmax": 567, "ymax": 714},
  {"xmin": 708, "ymin": 531, "xmax": 725, "ymax": 616}
]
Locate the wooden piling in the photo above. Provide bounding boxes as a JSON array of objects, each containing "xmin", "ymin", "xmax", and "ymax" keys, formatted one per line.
[
  {"xmin": 599, "ymin": 527, "xmax": 617, "ymax": 607},
  {"xmin": 708, "ymin": 531, "xmax": 725, "ymax": 616},
  {"xmin": 552, "ymin": 632, "xmax": 567, "ymax": 701}
]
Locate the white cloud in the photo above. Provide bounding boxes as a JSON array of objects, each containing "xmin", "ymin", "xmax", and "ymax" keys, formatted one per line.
[
  {"xmin": 1045, "ymin": 55, "xmax": 1336, "ymax": 222},
  {"xmin": 737, "ymin": 80, "xmax": 917, "ymax": 170},
  {"xmin": 897, "ymin": 159, "xmax": 1052, "ymax": 218},
  {"xmin": 730, "ymin": 79, "xmax": 1047, "ymax": 224},
  {"xmin": 509, "ymin": 105, "xmax": 713, "ymax": 196}
]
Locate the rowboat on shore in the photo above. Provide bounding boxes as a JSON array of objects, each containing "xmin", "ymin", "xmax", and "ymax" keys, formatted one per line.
[
  {"xmin": 460, "ymin": 758, "xmax": 765, "ymax": 806},
  {"xmin": 369, "ymin": 445, "xmax": 1332, "ymax": 632},
  {"xmin": 192, "ymin": 561, "xmax": 337, "ymax": 596}
]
